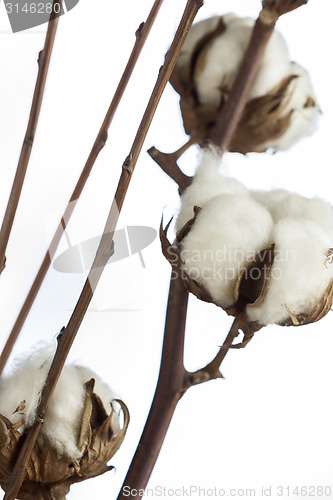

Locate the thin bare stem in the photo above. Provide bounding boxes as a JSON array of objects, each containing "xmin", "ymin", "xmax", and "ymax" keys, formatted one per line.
[
  {"xmin": 147, "ymin": 128, "xmax": 206, "ymax": 191},
  {"xmin": 0, "ymin": 1, "xmax": 63, "ymax": 275},
  {"xmin": 3, "ymin": 1, "xmax": 203, "ymax": 498},
  {"xmin": 0, "ymin": 0, "xmax": 165, "ymax": 377},
  {"xmin": 187, "ymin": 316, "xmax": 256, "ymax": 386},
  {"xmin": 148, "ymin": 146, "xmax": 192, "ymax": 192}
]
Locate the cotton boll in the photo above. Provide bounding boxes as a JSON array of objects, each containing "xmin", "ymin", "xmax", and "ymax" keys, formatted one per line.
[
  {"xmin": 176, "ymin": 147, "xmax": 249, "ymax": 230},
  {"xmin": 180, "ymin": 194, "xmax": 274, "ymax": 307},
  {"xmin": 252, "ymin": 190, "xmax": 333, "ymax": 240},
  {"xmin": 260, "ymin": 63, "xmax": 319, "ymax": 151},
  {"xmin": 0, "ymin": 350, "xmax": 117, "ymax": 459},
  {"xmin": 194, "ymin": 16, "xmax": 290, "ymax": 107},
  {"xmin": 246, "ymin": 219, "xmax": 333, "ymax": 325}
]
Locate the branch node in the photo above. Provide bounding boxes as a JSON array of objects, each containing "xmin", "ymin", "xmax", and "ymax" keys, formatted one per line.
[
  {"xmin": 37, "ymin": 49, "xmax": 44, "ymax": 66},
  {"xmin": 57, "ymin": 327, "xmax": 66, "ymax": 344},
  {"xmin": 136, "ymin": 22, "xmax": 145, "ymax": 38},
  {"xmin": 259, "ymin": 8, "xmax": 279, "ymax": 26},
  {"xmin": 122, "ymin": 153, "xmax": 134, "ymax": 173}
]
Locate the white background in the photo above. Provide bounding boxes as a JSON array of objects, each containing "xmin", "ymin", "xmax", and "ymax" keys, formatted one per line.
[{"xmin": 1, "ymin": 0, "xmax": 333, "ymax": 499}]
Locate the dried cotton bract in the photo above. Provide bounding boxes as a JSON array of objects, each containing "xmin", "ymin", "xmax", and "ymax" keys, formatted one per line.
[
  {"xmin": 170, "ymin": 14, "xmax": 319, "ymax": 153},
  {"xmin": 166, "ymin": 148, "xmax": 333, "ymax": 328},
  {"xmin": 0, "ymin": 349, "xmax": 129, "ymax": 499}
]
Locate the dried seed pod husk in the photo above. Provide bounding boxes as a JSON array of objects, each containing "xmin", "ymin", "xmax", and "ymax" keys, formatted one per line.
[{"xmin": 0, "ymin": 379, "xmax": 129, "ymax": 500}]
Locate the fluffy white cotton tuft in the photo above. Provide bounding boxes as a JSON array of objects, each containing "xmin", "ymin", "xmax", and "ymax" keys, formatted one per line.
[
  {"xmin": 176, "ymin": 147, "xmax": 249, "ymax": 230},
  {"xmin": 246, "ymin": 219, "xmax": 333, "ymax": 325},
  {"xmin": 253, "ymin": 189, "xmax": 333, "ymax": 240},
  {"xmin": 194, "ymin": 15, "xmax": 291, "ymax": 107},
  {"xmin": 180, "ymin": 194, "xmax": 274, "ymax": 307},
  {"xmin": 259, "ymin": 63, "xmax": 320, "ymax": 151},
  {"xmin": 0, "ymin": 349, "xmax": 118, "ymax": 459}
]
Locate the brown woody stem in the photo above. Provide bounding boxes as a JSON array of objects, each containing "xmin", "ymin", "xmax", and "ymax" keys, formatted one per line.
[
  {"xmin": 148, "ymin": 146, "xmax": 192, "ymax": 193},
  {"xmin": 3, "ymin": 1, "xmax": 203, "ymax": 498},
  {"xmin": 0, "ymin": 0, "xmax": 63, "ymax": 275},
  {"xmin": 210, "ymin": 0, "xmax": 308, "ymax": 151},
  {"xmin": 118, "ymin": 272, "xmax": 189, "ymax": 498},
  {"xmin": 188, "ymin": 316, "xmax": 248, "ymax": 386},
  {"xmin": 147, "ymin": 128, "xmax": 206, "ymax": 191},
  {"xmin": 118, "ymin": 1, "xmax": 310, "ymax": 494},
  {"xmin": 0, "ymin": 0, "xmax": 165, "ymax": 377},
  {"xmin": 210, "ymin": 14, "xmax": 276, "ymax": 151}
]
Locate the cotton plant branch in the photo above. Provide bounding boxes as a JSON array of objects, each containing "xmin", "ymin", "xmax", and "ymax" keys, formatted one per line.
[
  {"xmin": 118, "ymin": 279, "xmax": 260, "ymax": 498},
  {"xmin": 0, "ymin": 0, "xmax": 165, "ymax": 377},
  {"xmin": 118, "ymin": 271, "xmax": 190, "ymax": 498},
  {"xmin": 118, "ymin": 1, "xmax": 309, "ymax": 496},
  {"xmin": 3, "ymin": 1, "xmax": 203, "ymax": 498},
  {"xmin": 0, "ymin": 0, "xmax": 63, "ymax": 275},
  {"xmin": 149, "ymin": 0, "xmax": 309, "ymax": 185}
]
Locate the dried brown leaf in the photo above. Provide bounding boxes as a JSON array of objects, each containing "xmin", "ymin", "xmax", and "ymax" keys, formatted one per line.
[
  {"xmin": 79, "ymin": 399, "xmax": 129, "ymax": 479},
  {"xmin": 0, "ymin": 414, "xmax": 22, "ymax": 483},
  {"xmin": 77, "ymin": 380, "xmax": 94, "ymax": 455},
  {"xmin": 282, "ymin": 281, "xmax": 333, "ymax": 327},
  {"xmin": 230, "ymin": 75, "xmax": 297, "ymax": 153},
  {"xmin": 235, "ymin": 244, "xmax": 275, "ymax": 308},
  {"xmin": 176, "ymin": 206, "xmax": 201, "ymax": 242}
]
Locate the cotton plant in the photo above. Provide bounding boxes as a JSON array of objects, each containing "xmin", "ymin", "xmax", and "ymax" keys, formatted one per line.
[
  {"xmin": 162, "ymin": 147, "xmax": 333, "ymax": 336},
  {"xmin": 169, "ymin": 13, "xmax": 319, "ymax": 154},
  {"xmin": 0, "ymin": 347, "xmax": 129, "ymax": 499}
]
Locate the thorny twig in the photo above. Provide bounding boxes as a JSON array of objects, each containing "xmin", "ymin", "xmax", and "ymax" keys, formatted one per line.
[
  {"xmin": 0, "ymin": 0, "xmax": 63, "ymax": 275},
  {"xmin": 0, "ymin": 0, "xmax": 165, "ymax": 377},
  {"xmin": 2, "ymin": 1, "xmax": 203, "ymax": 498}
]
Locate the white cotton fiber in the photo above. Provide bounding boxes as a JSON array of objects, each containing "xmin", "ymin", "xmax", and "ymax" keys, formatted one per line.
[
  {"xmin": 246, "ymin": 218, "xmax": 333, "ymax": 325},
  {"xmin": 176, "ymin": 147, "xmax": 249, "ymax": 230},
  {"xmin": 174, "ymin": 15, "xmax": 232, "ymax": 88},
  {"xmin": 194, "ymin": 15, "xmax": 291, "ymax": 107},
  {"xmin": 180, "ymin": 194, "xmax": 274, "ymax": 307},
  {"xmin": 260, "ymin": 63, "xmax": 320, "ymax": 151},
  {"xmin": 253, "ymin": 190, "xmax": 333, "ymax": 241},
  {"xmin": 0, "ymin": 349, "xmax": 117, "ymax": 459}
]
